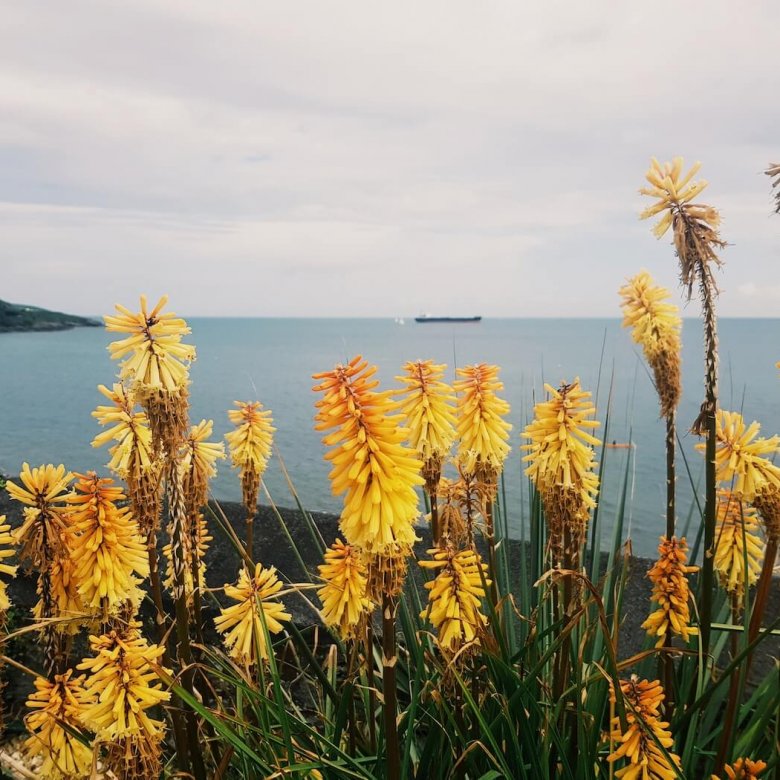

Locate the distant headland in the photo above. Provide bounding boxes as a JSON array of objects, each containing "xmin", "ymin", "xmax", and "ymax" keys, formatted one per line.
[{"xmin": 0, "ymin": 299, "xmax": 101, "ymax": 333}]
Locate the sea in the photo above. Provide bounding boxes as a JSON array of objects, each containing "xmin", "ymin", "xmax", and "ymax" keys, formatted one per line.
[{"xmin": 1, "ymin": 317, "xmax": 778, "ymax": 558}]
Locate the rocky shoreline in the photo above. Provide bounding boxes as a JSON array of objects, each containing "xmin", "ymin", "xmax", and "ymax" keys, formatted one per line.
[{"xmin": 0, "ymin": 478, "xmax": 777, "ymax": 725}]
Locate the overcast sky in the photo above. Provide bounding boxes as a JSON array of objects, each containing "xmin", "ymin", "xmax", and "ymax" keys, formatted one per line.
[{"xmin": 1, "ymin": 1, "xmax": 778, "ymax": 317}]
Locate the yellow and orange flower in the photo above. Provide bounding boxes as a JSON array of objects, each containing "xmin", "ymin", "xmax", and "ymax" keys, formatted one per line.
[
  {"xmin": 215, "ymin": 563, "xmax": 291, "ymax": 666},
  {"xmin": 640, "ymin": 157, "xmax": 717, "ymax": 238},
  {"xmin": 104, "ymin": 294, "xmax": 195, "ymax": 394},
  {"xmin": 705, "ymin": 411, "xmax": 780, "ymax": 501},
  {"xmin": 181, "ymin": 419, "xmax": 225, "ymax": 511},
  {"xmin": 24, "ymin": 670, "xmax": 91, "ymax": 780},
  {"xmin": 420, "ymin": 545, "xmax": 489, "ymax": 652},
  {"xmin": 641, "ymin": 536, "xmax": 698, "ymax": 647},
  {"xmin": 317, "ymin": 539, "xmax": 372, "ymax": 639},
  {"xmin": 395, "ymin": 360, "xmax": 457, "ymax": 488},
  {"xmin": 34, "ymin": 556, "xmax": 86, "ymax": 634},
  {"xmin": 607, "ymin": 676, "xmax": 681, "ymax": 779},
  {"xmin": 715, "ymin": 758, "xmax": 768, "ymax": 779},
  {"xmin": 453, "ymin": 364, "xmax": 512, "ymax": 483},
  {"xmin": 313, "ymin": 356, "xmax": 422, "ymax": 552},
  {"xmin": 226, "ymin": 401, "xmax": 275, "ymax": 515},
  {"xmin": 0, "ymin": 516, "xmax": 17, "ymax": 613},
  {"xmin": 714, "ymin": 491, "xmax": 764, "ymax": 600},
  {"xmin": 619, "ymin": 271, "xmax": 682, "ymax": 417},
  {"xmin": 79, "ymin": 624, "xmax": 168, "ymax": 779},
  {"xmin": 92, "ymin": 383, "xmax": 156, "ymax": 481},
  {"xmin": 66, "ymin": 473, "xmax": 148, "ymax": 615},
  {"xmin": 522, "ymin": 380, "xmax": 601, "ymax": 557},
  {"xmin": 6, "ymin": 463, "xmax": 73, "ymax": 567}
]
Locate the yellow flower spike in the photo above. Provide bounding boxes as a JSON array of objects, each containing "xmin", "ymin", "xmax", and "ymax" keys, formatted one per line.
[
  {"xmin": 92, "ymin": 383, "xmax": 156, "ymax": 482},
  {"xmin": 395, "ymin": 360, "xmax": 457, "ymax": 490},
  {"xmin": 214, "ymin": 563, "xmax": 291, "ymax": 667},
  {"xmin": 714, "ymin": 491, "xmax": 764, "ymax": 601},
  {"xmin": 33, "ymin": 556, "xmax": 87, "ymax": 634},
  {"xmin": 313, "ymin": 356, "xmax": 423, "ymax": 553},
  {"xmin": 639, "ymin": 157, "xmax": 724, "ymax": 291},
  {"xmin": 226, "ymin": 401, "xmax": 275, "ymax": 515},
  {"xmin": 522, "ymin": 380, "xmax": 601, "ymax": 558},
  {"xmin": 607, "ymin": 676, "xmax": 681, "ymax": 779},
  {"xmin": 182, "ymin": 419, "xmax": 225, "ymax": 511},
  {"xmin": 66, "ymin": 473, "xmax": 149, "ymax": 618},
  {"xmin": 701, "ymin": 411, "xmax": 780, "ymax": 502},
  {"xmin": 619, "ymin": 271, "xmax": 682, "ymax": 417},
  {"xmin": 78, "ymin": 624, "xmax": 169, "ymax": 779},
  {"xmin": 715, "ymin": 758, "xmax": 768, "ymax": 779},
  {"xmin": 0, "ymin": 516, "xmax": 17, "ymax": 613},
  {"xmin": 317, "ymin": 539, "xmax": 372, "ymax": 639},
  {"xmin": 6, "ymin": 463, "xmax": 73, "ymax": 567},
  {"xmin": 641, "ymin": 536, "xmax": 698, "ymax": 647},
  {"xmin": 24, "ymin": 669, "xmax": 92, "ymax": 780},
  {"xmin": 104, "ymin": 294, "xmax": 195, "ymax": 394},
  {"xmin": 419, "ymin": 545, "xmax": 489, "ymax": 653},
  {"xmin": 453, "ymin": 363, "xmax": 512, "ymax": 484}
]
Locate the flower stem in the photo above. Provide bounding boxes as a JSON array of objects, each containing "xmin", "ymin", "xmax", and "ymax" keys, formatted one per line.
[
  {"xmin": 747, "ymin": 536, "xmax": 778, "ymax": 662},
  {"xmin": 663, "ymin": 412, "xmax": 676, "ymax": 710},
  {"xmin": 430, "ymin": 491, "xmax": 440, "ymax": 547},
  {"xmin": 697, "ymin": 270, "xmax": 719, "ymax": 664},
  {"xmin": 382, "ymin": 594, "xmax": 400, "ymax": 780}
]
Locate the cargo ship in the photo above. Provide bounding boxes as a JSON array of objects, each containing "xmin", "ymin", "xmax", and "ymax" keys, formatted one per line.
[{"xmin": 414, "ymin": 314, "xmax": 482, "ymax": 323}]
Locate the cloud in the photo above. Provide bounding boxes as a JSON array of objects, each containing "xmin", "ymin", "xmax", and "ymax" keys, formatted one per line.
[{"xmin": 1, "ymin": 1, "xmax": 779, "ymax": 315}]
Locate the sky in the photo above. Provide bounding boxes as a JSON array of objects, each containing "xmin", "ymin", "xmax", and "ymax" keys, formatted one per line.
[{"xmin": 1, "ymin": 1, "xmax": 779, "ymax": 317}]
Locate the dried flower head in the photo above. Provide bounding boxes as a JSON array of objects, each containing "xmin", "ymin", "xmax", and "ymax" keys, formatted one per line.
[
  {"xmin": 453, "ymin": 364, "xmax": 512, "ymax": 485},
  {"xmin": 0, "ymin": 516, "xmax": 17, "ymax": 613},
  {"xmin": 619, "ymin": 271, "xmax": 682, "ymax": 417},
  {"xmin": 24, "ymin": 670, "xmax": 91, "ymax": 780},
  {"xmin": 66, "ymin": 473, "xmax": 148, "ymax": 617},
  {"xmin": 640, "ymin": 157, "xmax": 725, "ymax": 294},
  {"xmin": 214, "ymin": 563, "xmax": 291, "ymax": 666},
  {"xmin": 715, "ymin": 491, "xmax": 764, "ymax": 601},
  {"xmin": 607, "ymin": 676, "xmax": 681, "ymax": 779},
  {"xmin": 226, "ymin": 401, "xmax": 275, "ymax": 516},
  {"xmin": 435, "ymin": 477, "xmax": 469, "ymax": 544},
  {"xmin": 395, "ymin": 360, "xmax": 457, "ymax": 491},
  {"xmin": 522, "ymin": 380, "xmax": 601, "ymax": 559},
  {"xmin": 317, "ymin": 539, "xmax": 372, "ymax": 639},
  {"xmin": 766, "ymin": 163, "xmax": 780, "ymax": 215},
  {"xmin": 78, "ymin": 624, "xmax": 169, "ymax": 779},
  {"xmin": 364, "ymin": 546, "xmax": 411, "ymax": 603},
  {"xmin": 419, "ymin": 545, "xmax": 489, "ymax": 652},
  {"xmin": 642, "ymin": 536, "xmax": 698, "ymax": 647},
  {"xmin": 313, "ymin": 356, "xmax": 422, "ymax": 552},
  {"xmin": 164, "ymin": 511, "xmax": 213, "ymax": 598},
  {"xmin": 6, "ymin": 463, "xmax": 73, "ymax": 567},
  {"xmin": 716, "ymin": 758, "xmax": 768, "ymax": 780}
]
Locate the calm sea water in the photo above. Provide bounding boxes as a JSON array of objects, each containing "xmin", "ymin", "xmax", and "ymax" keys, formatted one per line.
[{"xmin": 1, "ymin": 318, "xmax": 778, "ymax": 557}]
